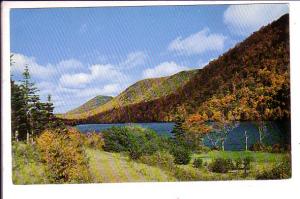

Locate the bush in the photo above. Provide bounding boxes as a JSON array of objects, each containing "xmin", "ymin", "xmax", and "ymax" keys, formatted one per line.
[
  {"xmin": 193, "ymin": 158, "xmax": 203, "ymax": 168},
  {"xmin": 173, "ymin": 167, "xmax": 202, "ymax": 181},
  {"xmin": 208, "ymin": 158, "xmax": 234, "ymax": 173},
  {"xmin": 196, "ymin": 145, "xmax": 211, "ymax": 153},
  {"xmin": 250, "ymin": 142, "xmax": 266, "ymax": 152},
  {"xmin": 171, "ymin": 145, "xmax": 191, "ymax": 165},
  {"xmin": 139, "ymin": 151, "xmax": 175, "ymax": 171},
  {"xmin": 235, "ymin": 158, "xmax": 243, "ymax": 170},
  {"xmin": 102, "ymin": 126, "xmax": 163, "ymax": 159},
  {"xmin": 83, "ymin": 132, "xmax": 104, "ymax": 150},
  {"xmin": 256, "ymin": 155, "xmax": 291, "ymax": 180},
  {"xmin": 242, "ymin": 156, "xmax": 253, "ymax": 176},
  {"xmin": 36, "ymin": 128, "xmax": 91, "ymax": 183}
]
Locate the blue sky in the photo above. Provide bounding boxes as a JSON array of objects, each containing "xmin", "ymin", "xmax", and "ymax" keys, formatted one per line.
[{"xmin": 10, "ymin": 4, "xmax": 288, "ymax": 113}]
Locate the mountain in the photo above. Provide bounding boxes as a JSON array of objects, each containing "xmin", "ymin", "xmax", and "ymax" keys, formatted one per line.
[
  {"xmin": 66, "ymin": 95, "xmax": 113, "ymax": 115},
  {"xmin": 62, "ymin": 69, "xmax": 198, "ymax": 120},
  {"xmin": 61, "ymin": 14, "xmax": 290, "ymax": 125}
]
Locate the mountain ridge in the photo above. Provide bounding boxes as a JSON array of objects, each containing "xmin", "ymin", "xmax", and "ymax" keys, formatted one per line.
[{"xmin": 60, "ymin": 14, "xmax": 290, "ymax": 125}]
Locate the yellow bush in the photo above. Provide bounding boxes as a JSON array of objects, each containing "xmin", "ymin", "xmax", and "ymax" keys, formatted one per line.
[
  {"xmin": 83, "ymin": 132, "xmax": 104, "ymax": 150},
  {"xmin": 37, "ymin": 128, "xmax": 91, "ymax": 183}
]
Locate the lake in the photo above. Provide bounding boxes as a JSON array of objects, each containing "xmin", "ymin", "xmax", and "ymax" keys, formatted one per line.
[{"xmin": 75, "ymin": 121, "xmax": 289, "ymax": 151}]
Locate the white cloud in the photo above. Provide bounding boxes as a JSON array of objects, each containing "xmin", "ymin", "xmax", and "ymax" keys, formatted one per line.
[
  {"xmin": 11, "ymin": 53, "xmax": 55, "ymax": 79},
  {"xmin": 120, "ymin": 51, "xmax": 147, "ymax": 68},
  {"xmin": 57, "ymin": 59, "xmax": 84, "ymax": 70},
  {"xmin": 59, "ymin": 64, "xmax": 128, "ymax": 88},
  {"xmin": 143, "ymin": 61, "xmax": 189, "ymax": 79},
  {"xmin": 168, "ymin": 28, "xmax": 226, "ymax": 55},
  {"xmin": 59, "ymin": 73, "xmax": 91, "ymax": 88},
  {"xmin": 224, "ymin": 4, "xmax": 288, "ymax": 36},
  {"xmin": 76, "ymin": 84, "xmax": 121, "ymax": 98}
]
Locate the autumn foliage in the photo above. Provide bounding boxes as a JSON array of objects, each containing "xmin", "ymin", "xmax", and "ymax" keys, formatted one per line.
[
  {"xmin": 36, "ymin": 128, "xmax": 91, "ymax": 183},
  {"xmin": 61, "ymin": 14, "xmax": 290, "ymax": 139}
]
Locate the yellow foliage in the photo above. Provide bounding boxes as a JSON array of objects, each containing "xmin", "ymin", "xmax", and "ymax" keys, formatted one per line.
[{"xmin": 36, "ymin": 128, "xmax": 91, "ymax": 183}]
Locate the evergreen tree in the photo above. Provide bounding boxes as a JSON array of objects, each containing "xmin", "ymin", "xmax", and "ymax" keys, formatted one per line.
[
  {"xmin": 44, "ymin": 94, "xmax": 55, "ymax": 129},
  {"xmin": 11, "ymin": 80, "xmax": 28, "ymax": 141},
  {"xmin": 11, "ymin": 63, "xmax": 59, "ymax": 141},
  {"xmin": 21, "ymin": 65, "xmax": 41, "ymax": 138},
  {"xmin": 171, "ymin": 117, "xmax": 186, "ymax": 143}
]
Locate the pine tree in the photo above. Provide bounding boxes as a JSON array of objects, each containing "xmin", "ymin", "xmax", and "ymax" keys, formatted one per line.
[
  {"xmin": 11, "ymin": 80, "xmax": 28, "ymax": 141},
  {"xmin": 21, "ymin": 65, "xmax": 41, "ymax": 139},
  {"xmin": 11, "ymin": 61, "xmax": 60, "ymax": 141},
  {"xmin": 171, "ymin": 117, "xmax": 186, "ymax": 143},
  {"xmin": 44, "ymin": 94, "xmax": 55, "ymax": 129}
]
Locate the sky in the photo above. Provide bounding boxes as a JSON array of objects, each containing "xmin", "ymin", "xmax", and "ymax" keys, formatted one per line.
[{"xmin": 10, "ymin": 4, "xmax": 288, "ymax": 113}]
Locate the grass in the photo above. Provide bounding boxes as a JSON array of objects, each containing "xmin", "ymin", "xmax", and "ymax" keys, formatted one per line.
[
  {"xmin": 12, "ymin": 142, "xmax": 289, "ymax": 184},
  {"xmin": 193, "ymin": 150, "xmax": 287, "ymax": 163},
  {"xmin": 12, "ymin": 142, "xmax": 49, "ymax": 184},
  {"xmin": 86, "ymin": 148, "xmax": 176, "ymax": 183}
]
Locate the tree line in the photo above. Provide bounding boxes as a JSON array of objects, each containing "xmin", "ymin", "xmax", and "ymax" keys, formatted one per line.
[{"xmin": 11, "ymin": 55, "xmax": 63, "ymax": 142}]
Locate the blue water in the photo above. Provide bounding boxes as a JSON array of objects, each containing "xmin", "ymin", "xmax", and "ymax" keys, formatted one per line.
[
  {"xmin": 75, "ymin": 121, "xmax": 287, "ymax": 151},
  {"xmin": 76, "ymin": 122, "xmax": 175, "ymax": 136}
]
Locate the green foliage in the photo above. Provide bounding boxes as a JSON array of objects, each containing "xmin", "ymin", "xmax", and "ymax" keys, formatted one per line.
[
  {"xmin": 102, "ymin": 126, "xmax": 164, "ymax": 160},
  {"xmin": 235, "ymin": 157, "xmax": 243, "ymax": 169},
  {"xmin": 12, "ymin": 142, "xmax": 49, "ymax": 184},
  {"xmin": 171, "ymin": 145, "xmax": 192, "ymax": 165},
  {"xmin": 193, "ymin": 158, "xmax": 203, "ymax": 168},
  {"xmin": 242, "ymin": 156, "xmax": 253, "ymax": 176},
  {"xmin": 36, "ymin": 128, "xmax": 91, "ymax": 183},
  {"xmin": 11, "ymin": 64, "xmax": 60, "ymax": 141},
  {"xmin": 139, "ymin": 151, "xmax": 176, "ymax": 171},
  {"xmin": 208, "ymin": 158, "xmax": 232, "ymax": 173},
  {"xmin": 173, "ymin": 166, "xmax": 202, "ymax": 181},
  {"xmin": 256, "ymin": 155, "xmax": 291, "ymax": 180},
  {"xmin": 171, "ymin": 118, "xmax": 186, "ymax": 141}
]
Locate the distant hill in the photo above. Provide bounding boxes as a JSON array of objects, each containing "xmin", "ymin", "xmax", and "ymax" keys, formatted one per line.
[
  {"xmin": 62, "ymin": 69, "xmax": 197, "ymax": 120},
  {"xmin": 66, "ymin": 95, "xmax": 113, "ymax": 115},
  {"xmin": 61, "ymin": 14, "xmax": 290, "ymax": 125}
]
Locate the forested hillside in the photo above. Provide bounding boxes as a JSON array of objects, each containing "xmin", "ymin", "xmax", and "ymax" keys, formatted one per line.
[
  {"xmin": 62, "ymin": 69, "xmax": 198, "ymax": 120},
  {"xmin": 67, "ymin": 95, "xmax": 113, "ymax": 115},
  {"xmin": 61, "ymin": 14, "xmax": 290, "ymax": 125}
]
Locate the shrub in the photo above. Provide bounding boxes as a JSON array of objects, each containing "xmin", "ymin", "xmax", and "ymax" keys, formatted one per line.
[
  {"xmin": 271, "ymin": 144, "xmax": 290, "ymax": 153},
  {"xmin": 208, "ymin": 158, "xmax": 234, "ymax": 173},
  {"xmin": 102, "ymin": 126, "xmax": 163, "ymax": 159},
  {"xmin": 36, "ymin": 128, "xmax": 91, "ymax": 183},
  {"xmin": 242, "ymin": 156, "xmax": 253, "ymax": 176},
  {"xmin": 256, "ymin": 155, "xmax": 291, "ymax": 180},
  {"xmin": 235, "ymin": 158, "xmax": 243, "ymax": 170},
  {"xmin": 196, "ymin": 145, "xmax": 211, "ymax": 153},
  {"xmin": 139, "ymin": 151, "xmax": 175, "ymax": 171},
  {"xmin": 271, "ymin": 144, "xmax": 283, "ymax": 153},
  {"xmin": 83, "ymin": 132, "xmax": 104, "ymax": 150},
  {"xmin": 193, "ymin": 158, "xmax": 203, "ymax": 168},
  {"xmin": 250, "ymin": 142, "xmax": 266, "ymax": 152},
  {"xmin": 171, "ymin": 145, "xmax": 191, "ymax": 165},
  {"xmin": 173, "ymin": 166, "xmax": 202, "ymax": 181}
]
